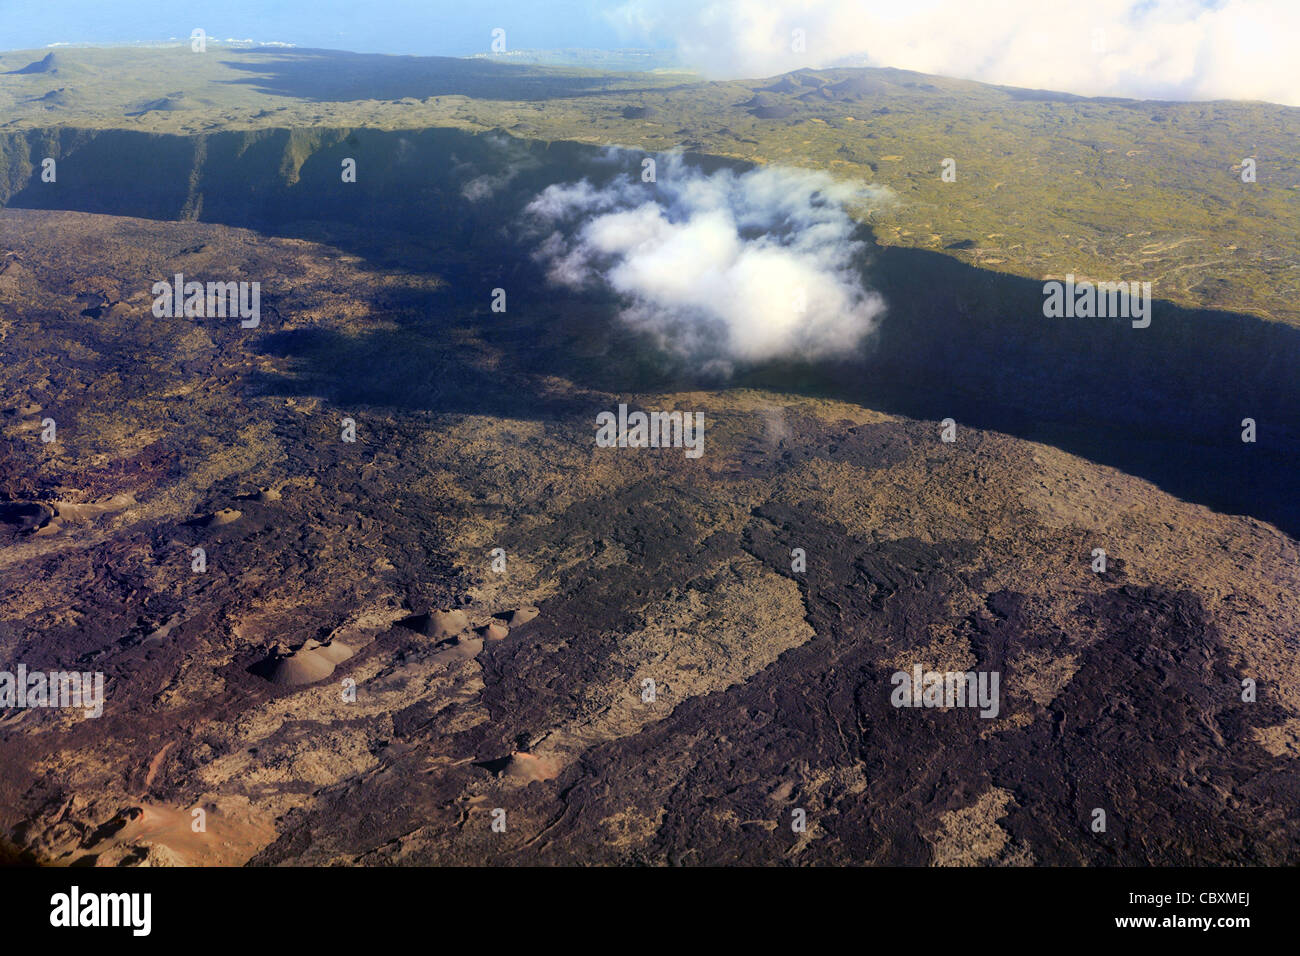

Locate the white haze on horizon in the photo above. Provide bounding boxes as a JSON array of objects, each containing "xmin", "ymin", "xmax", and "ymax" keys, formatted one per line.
[
  {"xmin": 608, "ymin": 0, "xmax": 1300, "ymax": 107},
  {"xmin": 526, "ymin": 155, "xmax": 892, "ymax": 372}
]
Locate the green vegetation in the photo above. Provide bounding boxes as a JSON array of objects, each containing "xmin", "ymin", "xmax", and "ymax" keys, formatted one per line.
[{"xmin": 2, "ymin": 44, "xmax": 1297, "ymax": 325}]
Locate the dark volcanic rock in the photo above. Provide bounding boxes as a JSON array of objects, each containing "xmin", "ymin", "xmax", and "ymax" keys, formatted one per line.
[{"xmin": 1, "ymin": 205, "xmax": 1297, "ymax": 869}]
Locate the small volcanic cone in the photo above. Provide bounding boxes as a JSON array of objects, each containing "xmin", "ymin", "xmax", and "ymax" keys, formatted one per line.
[
  {"xmin": 497, "ymin": 606, "xmax": 539, "ymax": 627},
  {"xmin": 499, "ymin": 751, "xmax": 560, "ymax": 783},
  {"xmin": 399, "ymin": 608, "xmax": 471, "ymax": 639},
  {"xmin": 422, "ymin": 609, "xmax": 470, "ymax": 638},
  {"xmin": 189, "ymin": 508, "xmax": 241, "ymax": 527},
  {"xmin": 262, "ymin": 639, "xmax": 354, "ymax": 685}
]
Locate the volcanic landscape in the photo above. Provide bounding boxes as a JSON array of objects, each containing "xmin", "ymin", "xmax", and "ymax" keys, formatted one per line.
[{"xmin": 1, "ymin": 47, "xmax": 1298, "ymax": 866}]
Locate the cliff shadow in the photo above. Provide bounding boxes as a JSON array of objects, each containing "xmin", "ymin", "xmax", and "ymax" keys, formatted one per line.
[{"xmin": 5, "ymin": 125, "xmax": 1297, "ymax": 534}]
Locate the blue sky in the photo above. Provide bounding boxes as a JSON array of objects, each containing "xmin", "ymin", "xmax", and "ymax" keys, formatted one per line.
[{"xmin": 0, "ymin": 0, "xmax": 644, "ymax": 55}]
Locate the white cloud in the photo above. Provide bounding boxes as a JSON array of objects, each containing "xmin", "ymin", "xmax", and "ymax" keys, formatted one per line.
[
  {"xmin": 609, "ymin": 0, "xmax": 1300, "ymax": 106},
  {"xmin": 527, "ymin": 154, "xmax": 891, "ymax": 370}
]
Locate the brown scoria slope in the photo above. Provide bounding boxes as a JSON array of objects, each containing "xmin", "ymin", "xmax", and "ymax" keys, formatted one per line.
[{"xmin": 0, "ymin": 208, "xmax": 1298, "ymax": 865}]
